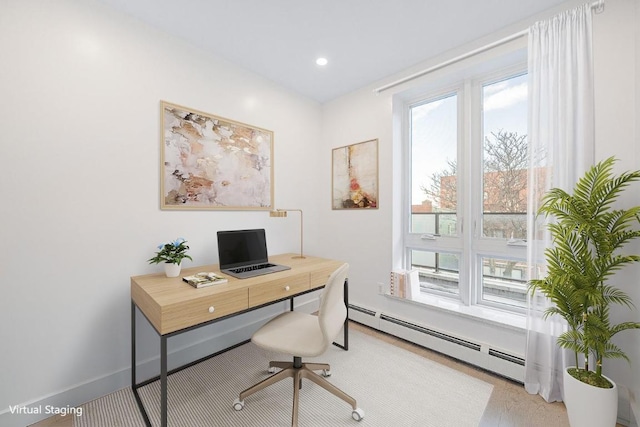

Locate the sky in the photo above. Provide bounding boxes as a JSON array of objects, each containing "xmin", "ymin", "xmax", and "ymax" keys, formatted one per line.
[{"xmin": 411, "ymin": 72, "xmax": 528, "ymax": 205}]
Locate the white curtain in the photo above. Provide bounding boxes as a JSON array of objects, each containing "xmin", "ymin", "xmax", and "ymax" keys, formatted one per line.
[{"xmin": 525, "ymin": 3, "xmax": 595, "ymax": 402}]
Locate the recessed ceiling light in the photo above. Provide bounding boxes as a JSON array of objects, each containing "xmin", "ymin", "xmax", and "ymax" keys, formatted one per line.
[{"xmin": 316, "ymin": 57, "xmax": 328, "ymax": 66}]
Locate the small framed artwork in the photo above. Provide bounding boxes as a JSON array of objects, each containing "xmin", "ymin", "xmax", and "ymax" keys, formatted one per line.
[
  {"xmin": 160, "ymin": 101, "xmax": 274, "ymax": 210},
  {"xmin": 332, "ymin": 139, "xmax": 378, "ymax": 209}
]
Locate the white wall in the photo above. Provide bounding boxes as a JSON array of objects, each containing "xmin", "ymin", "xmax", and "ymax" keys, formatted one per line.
[
  {"xmin": 320, "ymin": 0, "xmax": 640, "ymax": 424},
  {"xmin": 0, "ymin": 1, "xmax": 322, "ymax": 426}
]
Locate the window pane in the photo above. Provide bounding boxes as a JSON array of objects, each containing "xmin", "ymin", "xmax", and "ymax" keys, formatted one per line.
[
  {"xmin": 410, "ymin": 94, "xmax": 457, "ymax": 235},
  {"xmin": 481, "ymin": 256, "xmax": 527, "ymax": 308},
  {"xmin": 482, "ymin": 74, "xmax": 528, "ymax": 239},
  {"xmin": 411, "ymin": 213, "xmax": 457, "ymax": 235},
  {"xmin": 410, "ymin": 249, "xmax": 460, "ymax": 296}
]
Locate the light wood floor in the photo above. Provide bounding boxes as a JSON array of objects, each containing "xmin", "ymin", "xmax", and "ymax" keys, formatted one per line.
[{"xmin": 30, "ymin": 321, "xmax": 624, "ymax": 427}]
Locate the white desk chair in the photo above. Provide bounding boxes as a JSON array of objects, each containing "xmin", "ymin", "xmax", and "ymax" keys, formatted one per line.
[{"xmin": 233, "ymin": 263, "xmax": 364, "ymax": 426}]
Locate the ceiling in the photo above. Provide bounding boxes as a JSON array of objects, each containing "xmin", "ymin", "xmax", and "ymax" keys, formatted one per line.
[{"xmin": 97, "ymin": 0, "xmax": 569, "ymax": 103}]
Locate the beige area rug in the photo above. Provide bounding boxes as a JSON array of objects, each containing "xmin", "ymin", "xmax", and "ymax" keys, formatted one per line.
[{"xmin": 75, "ymin": 329, "xmax": 493, "ymax": 426}]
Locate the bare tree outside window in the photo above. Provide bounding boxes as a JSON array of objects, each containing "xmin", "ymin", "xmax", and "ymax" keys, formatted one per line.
[
  {"xmin": 483, "ymin": 129, "xmax": 528, "ymax": 240},
  {"xmin": 419, "ymin": 129, "xmax": 529, "ymax": 239},
  {"xmin": 419, "ymin": 159, "xmax": 457, "ymax": 212}
]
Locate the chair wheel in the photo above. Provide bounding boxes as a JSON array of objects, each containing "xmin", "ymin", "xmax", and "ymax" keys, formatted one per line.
[
  {"xmin": 268, "ymin": 366, "xmax": 277, "ymax": 373},
  {"xmin": 352, "ymin": 408, "xmax": 364, "ymax": 421},
  {"xmin": 233, "ymin": 398, "xmax": 244, "ymax": 411},
  {"xmin": 322, "ymin": 369, "xmax": 331, "ymax": 377}
]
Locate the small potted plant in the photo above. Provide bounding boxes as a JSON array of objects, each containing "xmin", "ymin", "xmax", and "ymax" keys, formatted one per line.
[
  {"xmin": 148, "ymin": 237, "xmax": 193, "ymax": 277},
  {"xmin": 528, "ymin": 157, "xmax": 640, "ymax": 426}
]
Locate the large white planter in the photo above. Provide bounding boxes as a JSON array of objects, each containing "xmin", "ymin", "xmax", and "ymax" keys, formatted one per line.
[
  {"xmin": 563, "ymin": 367, "xmax": 618, "ymax": 427},
  {"xmin": 164, "ymin": 263, "xmax": 181, "ymax": 278}
]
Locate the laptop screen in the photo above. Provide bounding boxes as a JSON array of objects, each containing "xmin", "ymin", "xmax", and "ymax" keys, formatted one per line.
[{"xmin": 217, "ymin": 229, "xmax": 269, "ymax": 269}]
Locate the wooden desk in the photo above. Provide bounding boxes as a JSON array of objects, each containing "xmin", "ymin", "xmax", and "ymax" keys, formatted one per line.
[{"xmin": 131, "ymin": 254, "xmax": 348, "ymax": 427}]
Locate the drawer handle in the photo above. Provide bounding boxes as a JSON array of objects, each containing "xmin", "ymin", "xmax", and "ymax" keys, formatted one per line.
[
  {"xmin": 208, "ymin": 306, "xmax": 215, "ymax": 313},
  {"xmin": 284, "ymin": 286, "xmax": 290, "ymax": 291}
]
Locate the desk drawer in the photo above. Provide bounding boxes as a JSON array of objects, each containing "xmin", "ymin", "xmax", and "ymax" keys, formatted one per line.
[
  {"xmin": 249, "ymin": 274, "xmax": 309, "ymax": 307},
  {"xmin": 162, "ymin": 288, "xmax": 248, "ymax": 334},
  {"xmin": 310, "ymin": 264, "xmax": 342, "ymax": 288}
]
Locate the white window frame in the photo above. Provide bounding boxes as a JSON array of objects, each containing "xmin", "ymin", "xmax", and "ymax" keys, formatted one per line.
[{"xmin": 401, "ymin": 62, "xmax": 529, "ymax": 314}]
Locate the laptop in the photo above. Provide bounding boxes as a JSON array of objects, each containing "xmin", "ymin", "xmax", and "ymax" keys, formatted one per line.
[{"xmin": 217, "ymin": 229, "xmax": 291, "ymax": 279}]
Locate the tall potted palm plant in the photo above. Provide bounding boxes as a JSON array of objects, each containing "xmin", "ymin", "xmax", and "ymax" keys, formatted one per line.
[{"xmin": 528, "ymin": 157, "xmax": 640, "ymax": 427}]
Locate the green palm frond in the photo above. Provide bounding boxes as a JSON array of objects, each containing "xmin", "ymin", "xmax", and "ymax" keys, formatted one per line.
[
  {"xmin": 604, "ymin": 209, "xmax": 640, "ymax": 236},
  {"xmin": 580, "ymin": 158, "xmax": 640, "ymax": 214},
  {"xmin": 557, "ymin": 330, "xmax": 587, "ymax": 355},
  {"xmin": 599, "ymin": 342, "xmax": 630, "ymax": 362},
  {"xmin": 608, "ymin": 321, "xmax": 640, "ymax": 336},
  {"xmin": 600, "ymin": 284, "xmax": 635, "ymax": 308}
]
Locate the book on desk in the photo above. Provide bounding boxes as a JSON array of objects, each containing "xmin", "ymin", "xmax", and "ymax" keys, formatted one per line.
[{"xmin": 182, "ymin": 272, "xmax": 228, "ymax": 288}]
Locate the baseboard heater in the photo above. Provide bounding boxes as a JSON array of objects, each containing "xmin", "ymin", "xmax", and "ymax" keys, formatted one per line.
[
  {"xmin": 380, "ymin": 313, "xmax": 482, "ymax": 351},
  {"xmin": 348, "ymin": 303, "xmax": 525, "ymax": 381},
  {"xmin": 349, "ymin": 304, "xmax": 377, "ymax": 317},
  {"xmin": 488, "ymin": 348, "xmax": 525, "ymax": 366}
]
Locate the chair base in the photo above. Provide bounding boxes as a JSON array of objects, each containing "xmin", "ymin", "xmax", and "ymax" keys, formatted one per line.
[{"xmin": 236, "ymin": 357, "xmax": 361, "ymax": 426}]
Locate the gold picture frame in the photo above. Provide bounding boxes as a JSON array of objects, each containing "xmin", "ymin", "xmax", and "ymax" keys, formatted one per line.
[
  {"xmin": 331, "ymin": 139, "xmax": 379, "ymax": 209},
  {"xmin": 160, "ymin": 101, "xmax": 274, "ymax": 210}
]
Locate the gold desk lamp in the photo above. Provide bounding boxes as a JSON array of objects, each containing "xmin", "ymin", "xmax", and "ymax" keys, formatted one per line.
[{"xmin": 269, "ymin": 209, "xmax": 305, "ymax": 259}]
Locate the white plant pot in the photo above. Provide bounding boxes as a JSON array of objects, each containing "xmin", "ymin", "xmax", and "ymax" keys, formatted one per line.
[
  {"xmin": 164, "ymin": 263, "xmax": 181, "ymax": 278},
  {"xmin": 563, "ymin": 367, "xmax": 618, "ymax": 427}
]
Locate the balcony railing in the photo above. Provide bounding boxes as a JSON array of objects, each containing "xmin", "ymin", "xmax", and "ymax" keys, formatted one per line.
[
  {"xmin": 409, "ymin": 211, "xmax": 528, "ymax": 308},
  {"xmin": 411, "ymin": 211, "xmax": 527, "ymax": 239}
]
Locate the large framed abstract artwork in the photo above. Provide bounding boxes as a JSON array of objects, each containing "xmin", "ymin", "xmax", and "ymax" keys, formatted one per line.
[
  {"xmin": 331, "ymin": 139, "xmax": 378, "ymax": 209},
  {"xmin": 160, "ymin": 101, "xmax": 273, "ymax": 210}
]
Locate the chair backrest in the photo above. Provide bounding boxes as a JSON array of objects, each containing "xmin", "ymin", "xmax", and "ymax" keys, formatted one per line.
[{"xmin": 317, "ymin": 263, "xmax": 349, "ymax": 347}]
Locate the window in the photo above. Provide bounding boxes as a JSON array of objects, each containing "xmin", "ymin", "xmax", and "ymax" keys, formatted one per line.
[{"xmin": 404, "ymin": 68, "xmax": 528, "ymax": 311}]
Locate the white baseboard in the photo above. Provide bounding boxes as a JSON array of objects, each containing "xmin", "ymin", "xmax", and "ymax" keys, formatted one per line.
[{"xmin": 1, "ymin": 298, "xmax": 320, "ymax": 427}]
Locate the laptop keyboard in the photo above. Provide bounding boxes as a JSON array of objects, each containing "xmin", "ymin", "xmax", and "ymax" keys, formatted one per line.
[{"xmin": 230, "ymin": 263, "xmax": 274, "ymax": 273}]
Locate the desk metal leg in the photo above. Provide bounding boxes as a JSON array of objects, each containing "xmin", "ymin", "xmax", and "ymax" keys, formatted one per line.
[
  {"xmin": 161, "ymin": 336, "xmax": 168, "ymax": 427},
  {"xmin": 131, "ymin": 302, "xmax": 168, "ymax": 427},
  {"xmin": 131, "ymin": 302, "xmax": 136, "ymax": 390},
  {"xmin": 131, "ymin": 302, "xmax": 153, "ymax": 427}
]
